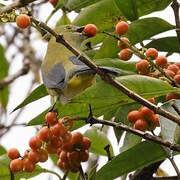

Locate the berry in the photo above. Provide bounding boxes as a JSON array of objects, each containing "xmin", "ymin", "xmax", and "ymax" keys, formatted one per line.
[
  {"xmin": 134, "ymin": 119, "xmax": 147, "ymax": 131},
  {"xmin": 116, "ymin": 21, "xmax": 128, "ymax": 35},
  {"xmin": 84, "ymin": 24, "xmax": 97, "ymax": 37},
  {"xmin": 117, "ymin": 37, "xmax": 130, "ymax": 49},
  {"xmin": 166, "ymin": 93, "xmax": 180, "ymax": 101},
  {"xmin": 16, "ymin": 14, "xmax": 30, "ymax": 29},
  {"xmin": 147, "ymin": 98, "xmax": 155, "ymax": 104},
  {"xmin": 49, "ymin": 0, "xmax": 58, "ymax": 7},
  {"xmin": 152, "ymin": 114, "xmax": 160, "ymax": 127},
  {"xmin": 67, "ymin": 151, "xmax": 79, "ymax": 162},
  {"xmin": 10, "ymin": 159, "xmax": 23, "ymax": 172},
  {"xmin": 164, "ymin": 69, "xmax": 175, "ymax": 78},
  {"xmin": 23, "ymin": 158, "xmax": 35, "ymax": 172},
  {"xmin": 61, "ymin": 142, "xmax": 73, "ymax": 152},
  {"xmin": 155, "ymin": 56, "xmax": 168, "ymax": 68},
  {"xmin": 50, "ymin": 136, "xmax": 62, "ymax": 149},
  {"xmin": 175, "ymin": 62, "xmax": 180, "ymax": 69},
  {"xmin": 29, "ymin": 136, "xmax": 42, "ymax": 150},
  {"xmin": 146, "ymin": 48, "xmax": 158, "ymax": 59},
  {"xmin": 174, "ymin": 74, "xmax": 180, "ymax": 84},
  {"xmin": 167, "ymin": 64, "xmax": 179, "ymax": 74},
  {"xmin": 119, "ymin": 48, "xmax": 132, "ymax": 61},
  {"xmin": 136, "ymin": 60, "xmax": 149, "ymax": 74},
  {"xmin": 45, "ymin": 111, "xmax": 58, "ymax": 126},
  {"xmin": 140, "ymin": 106, "xmax": 154, "ymax": 121},
  {"xmin": 71, "ymin": 132, "xmax": 83, "ymax": 146},
  {"xmin": 62, "ymin": 131, "xmax": 72, "ymax": 143},
  {"xmin": 59, "ymin": 151, "xmax": 68, "ymax": 162},
  {"xmin": 51, "ymin": 122, "xmax": 66, "ymax": 137},
  {"xmin": 177, "ymin": 69, "xmax": 180, "ymax": 75},
  {"xmin": 28, "ymin": 150, "xmax": 39, "ymax": 164},
  {"xmin": 38, "ymin": 149, "xmax": 48, "ymax": 162},
  {"xmin": 45, "ymin": 143, "xmax": 57, "ymax": 154},
  {"xmin": 82, "ymin": 137, "xmax": 91, "ymax": 150},
  {"xmin": 8, "ymin": 148, "xmax": 20, "ymax": 160},
  {"xmin": 39, "ymin": 127, "xmax": 51, "ymax": 142},
  {"xmin": 127, "ymin": 110, "xmax": 141, "ymax": 123},
  {"xmin": 79, "ymin": 150, "xmax": 89, "ymax": 162}
]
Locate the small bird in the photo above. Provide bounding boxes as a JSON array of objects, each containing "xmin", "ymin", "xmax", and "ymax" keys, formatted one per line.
[{"xmin": 41, "ymin": 25, "xmax": 121, "ymax": 104}]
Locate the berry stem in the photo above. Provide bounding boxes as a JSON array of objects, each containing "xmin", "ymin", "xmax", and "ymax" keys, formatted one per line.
[
  {"xmin": 62, "ymin": 170, "xmax": 69, "ymax": 180},
  {"xmin": 104, "ymin": 144, "xmax": 113, "ymax": 161},
  {"xmin": 79, "ymin": 165, "xmax": 86, "ymax": 180}
]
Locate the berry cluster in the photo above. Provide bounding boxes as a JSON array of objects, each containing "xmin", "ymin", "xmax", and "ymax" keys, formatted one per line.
[
  {"xmin": 8, "ymin": 111, "xmax": 91, "ymax": 173},
  {"xmin": 128, "ymin": 98, "xmax": 159, "ymax": 131}
]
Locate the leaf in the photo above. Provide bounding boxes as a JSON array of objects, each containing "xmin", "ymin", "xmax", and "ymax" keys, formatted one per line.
[
  {"xmin": 0, "ymin": 154, "xmax": 60, "ymax": 180},
  {"xmin": 96, "ymin": 141, "xmax": 166, "ymax": 180},
  {"xmin": 145, "ymin": 37, "xmax": 180, "ymax": 53},
  {"xmin": 88, "ymin": 164, "xmax": 98, "ymax": 180},
  {"xmin": 159, "ymin": 100, "xmax": 180, "ymax": 144},
  {"xmin": 0, "ymin": 146, "xmax": 6, "ymax": 155},
  {"xmin": 56, "ymin": 13, "xmax": 71, "ymax": 27},
  {"xmin": 84, "ymin": 127, "xmax": 114, "ymax": 156},
  {"xmin": 114, "ymin": 0, "xmax": 171, "ymax": 21},
  {"xmin": 65, "ymin": 0, "xmax": 100, "ymax": 11},
  {"xmin": 0, "ymin": 44, "xmax": 9, "ymax": 110},
  {"xmin": 73, "ymin": 0, "xmax": 123, "ymax": 31},
  {"xmin": 12, "ymin": 84, "xmax": 48, "ymax": 112},
  {"xmin": 28, "ymin": 75, "xmax": 176, "ymax": 126}
]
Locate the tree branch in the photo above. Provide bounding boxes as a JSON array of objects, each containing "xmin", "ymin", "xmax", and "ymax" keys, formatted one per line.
[
  {"xmin": 171, "ymin": 0, "xmax": 180, "ymax": 50},
  {"xmin": 31, "ymin": 18, "xmax": 180, "ymax": 126}
]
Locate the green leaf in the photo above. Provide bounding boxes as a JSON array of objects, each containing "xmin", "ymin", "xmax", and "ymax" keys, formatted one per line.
[
  {"xmin": 65, "ymin": 0, "xmax": 100, "ymax": 11},
  {"xmin": 73, "ymin": 0, "xmax": 123, "ymax": 31},
  {"xmin": 159, "ymin": 100, "xmax": 180, "ymax": 144},
  {"xmin": 0, "ymin": 154, "xmax": 61, "ymax": 180},
  {"xmin": 127, "ymin": 17, "xmax": 174, "ymax": 45},
  {"xmin": 114, "ymin": 0, "xmax": 171, "ymax": 21},
  {"xmin": 12, "ymin": 84, "xmax": 48, "ymax": 112},
  {"xmin": 56, "ymin": 13, "xmax": 71, "ymax": 27},
  {"xmin": 145, "ymin": 37, "xmax": 180, "ymax": 53},
  {"xmin": 0, "ymin": 146, "xmax": 6, "ymax": 155},
  {"xmin": 56, "ymin": 0, "xmax": 64, "ymax": 9},
  {"xmin": 88, "ymin": 165, "xmax": 98, "ymax": 180},
  {"xmin": 84, "ymin": 127, "xmax": 114, "ymax": 156},
  {"xmin": 0, "ymin": 44, "xmax": 9, "ymax": 110},
  {"xmin": 96, "ymin": 141, "xmax": 166, "ymax": 180}
]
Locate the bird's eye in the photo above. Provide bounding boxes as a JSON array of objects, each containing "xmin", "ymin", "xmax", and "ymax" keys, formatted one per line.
[{"xmin": 66, "ymin": 26, "xmax": 71, "ymax": 30}]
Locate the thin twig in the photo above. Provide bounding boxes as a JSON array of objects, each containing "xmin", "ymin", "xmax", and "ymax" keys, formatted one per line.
[
  {"xmin": 79, "ymin": 165, "xmax": 86, "ymax": 180},
  {"xmin": 172, "ymin": 102, "xmax": 180, "ymax": 115},
  {"xmin": 30, "ymin": 18, "xmax": 180, "ymax": 126},
  {"xmin": 104, "ymin": 144, "xmax": 112, "ymax": 161},
  {"xmin": 153, "ymin": 176, "xmax": 178, "ymax": 179},
  {"xmin": 171, "ymin": 0, "xmax": 180, "ymax": 50},
  {"xmin": 62, "ymin": 170, "xmax": 69, "ymax": 180}
]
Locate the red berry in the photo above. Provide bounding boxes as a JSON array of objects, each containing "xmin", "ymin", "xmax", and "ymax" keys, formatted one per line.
[
  {"xmin": 127, "ymin": 110, "xmax": 141, "ymax": 123},
  {"xmin": 45, "ymin": 111, "xmax": 58, "ymax": 126},
  {"xmin": 62, "ymin": 131, "xmax": 72, "ymax": 143},
  {"xmin": 45, "ymin": 143, "xmax": 57, "ymax": 154},
  {"xmin": 49, "ymin": 0, "xmax": 58, "ymax": 7},
  {"xmin": 23, "ymin": 158, "xmax": 35, "ymax": 172},
  {"xmin": 71, "ymin": 132, "xmax": 83, "ymax": 145},
  {"xmin": 166, "ymin": 93, "xmax": 180, "ymax": 101},
  {"xmin": 155, "ymin": 56, "xmax": 168, "ymax": 68},
  {"xmin": 134, "ymin": 119, "xmax": 147, "ymax": 131},
  {"xmin": 51, "ymin": 122, "xmax": 66, "ymax": 137},
  {"xmin": 16, "ymin": 14, "xmax": 30, "ymax": 29},
  {"xmin": 84, "ymin": 24, "xmax": 97, "ymax": 37},
  {"xmin": 117, "ymin": 37, "xmax": 130, "ymax": 49},
  {"xmin": 59, "ymin": 151, "xmax": 68, "ymax": 161},
  {"xmin": 165, "ymin": 69, "xmax": 175, "ymax": 78},
  {"xmin": 119, "ymin": 48, "xmax": 132, "ymax": 61},
  {"xmin": 29, "ymin": 136, "xmax": 42, "ymax": 150},
  {"xmin": 8, "ymin": 148, "xmax": 20, "ymax": 160},
  {"xmin": 174, "ymin": 74, "xmax": 180, "ymax": 84},
  {"xmin": 147, "ymin": 98, "xmax": 155, "ymax": 104},
  {"xmin": 152, "ymin": 114, "xmax": 160, "ymax": 127},
  {"xmin": 175, "ymin": 62, "xmax": 180, "ymax": 69},
  {"xmin": 39, "ymin": 127, "xmax": 51, "ymax": 142},
  {"xmin": 28, "ymin": 150, "xmax": 39, "ymax": 164},
  {"xmin": 10, "ymin": 159, "xmax": 23, "ymax": 172},
  {"xmin": 116, "ymin": 21, "xmax": 128, "ymax": 35},
  {"xmin": 38, "ymin": 149, "xmax": 48, "ymax": 162},
  {"xmin": 82, "ymin": 137, "xmax": 91, "ymax": 150},
  {"xmin": 79, "ymin": 150, "xmax": 89, "ymax": 162},
  {"xmin": 67, "ymin": 151, "xmax": 79, "ymax": 162},
  {"xmin": 140, "ymin": 106, "xmax": 154, "ymax": 121},
  {"xmin": 145, "ymin": 48, "xmax": 158, "ymax": 59},
  {"xmin": 167, "ymin": 64, "xmax": 179, "ymax": 74},
  {"xmin": 50, "ymin": 136, "xmax": 62, "ymax": 149},
  {"xmin": 136, "ymin": 60, "xmax": 149, "ymax": 74}
]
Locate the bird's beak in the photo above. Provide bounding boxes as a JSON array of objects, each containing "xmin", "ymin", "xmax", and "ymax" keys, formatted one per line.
[{"xmin": 76, "ymin": 26, "xmax": 85, "ymax": 33}]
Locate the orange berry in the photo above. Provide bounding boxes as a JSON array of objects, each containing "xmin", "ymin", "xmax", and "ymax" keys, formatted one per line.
[
  {"xmin": 127, "ymin": 110, "xmax": 141, "ymax": 123},
  {"xmin": 49, "ymin": 0, "xmax": 58, "ymax": 7},
  {"xmin": 166, "ymin": 93, "xmax": 180, "ymax": 101},
  {"xmin": 57, "ymin": 159, "xmax": 69, "ymax": 170},
  {"xmin": 79, "ymin": 150, "xmax": 89, "ymax": 162},
  {"xmin": 50, "ymin": 136, "xmax": 62, "ymax": 149},
  {"xmin": 117, "ymin": 37, "xmax": 130, "ymax": 49},
  {"xmin": 82, "ymin": 137, "xmax": 91, "ymax": 150},
  {"xmin": 71, "ymin": 132, "xmax": 83, "ymax": 146},
  {"xmin": 134, "ymin": 119, "xmax": 147, "ymax": 131},
  {"xmin": 38, "ymin": 149, "xmax": 48, "ymax": 162},
  {"xmin": 147, "ymin": 98, "xmax": 155, "ymax": 104},
  {"xmin": 174, "ymin": 74, "xmax": 180, "ymax": 84},
  {"xmin": 45, "ymin": 143, "xmax": 57, "ymax": 154},
  {"xmin": 164, "ymin": 69, "xmax": 175, "ymax": 78},
  {"xmin": 61, "ymin": 142, "xmax": 73, "ymax": 152},
  {"xmin": 62, "ymin": 131, "xmax": 72, "ymax": 143},
  {"xmin": 177, "ymin": 69, "xmax": 180, "ymax": 75},
  {"xmin": 8, "ymin": 148, "xmax": 20, "ymax": 160},
  {"xmin": 10, "ymin": 159, "xmax": 23, "ymax": 172},
  {"xmin": 28, "ymin": 150, "xmax": 39, "ymax": 164},
  {"xmin": 140, "ymin": 106, "xmax": 154, "ymax": 121},
  {"xmin": 146, "ymin": 48, "xmax": 158, "ymax": 59},
  {"xmin": 116, "ymin": 21, "xmax": 128, "ymax": 35},
  {"xmin": 167, "ymin": 64, "xmax": 179, "ymax": 74},
  {"xmin": 67, "ymin": 151, "xmax": 79, "ymax": 162},
  {"xmin": 119, "ymin": 48, "xmax": 132, "ymax": 61},
  {"xmin": 16, "ymin": 14, "xmax": 30, "ymax": 29},
  {"xmin": 136, "ymin": 60, "xmax": 149, "ymax": 74},
  {"xmin": 152, "ymin": 114, "xmax": 160, "ymax": 127},
  {"xmin": 51, "ymin": 122, "xmax": 66, "ymax": 137},
  {"xmin": 39, "ymin": 127, "xmax": 51, "ymax": 142},
  {"xmin": 155, "ymin": 56, "xmax": 168, "ymax": 68},
  {"xmin": 175, "ymin": 62, "xmax": 180, "ymax": 69},
  {"xmin": 29, "ymin": 136, "xmax": 42, "ymax": 150},
  {"xmin": 59, "ymin": 151, "xmax": 68, "ymax": 161},
  {"xmin": 45, "ymin": 111, "xmax": 58, "ymax": 126},
  {"xmin": 23, "ymin": 158, "xmax": 35, "ymax": 172},
  {"xmin": 84, "ymin": 24, "xmax": 97, "ymax": 37}
]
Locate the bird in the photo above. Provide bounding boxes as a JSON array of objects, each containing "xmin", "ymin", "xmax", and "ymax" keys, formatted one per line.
[{"xmin": 41, "ymin": 25, "xmax": 122, "ymax": 104}]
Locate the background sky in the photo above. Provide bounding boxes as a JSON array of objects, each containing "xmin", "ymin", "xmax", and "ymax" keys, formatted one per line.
[{"xmin": 0, "ymin": 1, "xmax": 180, "ymax": 179}]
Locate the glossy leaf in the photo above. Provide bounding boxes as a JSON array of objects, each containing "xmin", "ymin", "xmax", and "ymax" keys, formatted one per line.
[
  {"xmin": 145, "ymin": 37, "xmax": 180, "ymax": 53},
  {"xmin": 96, "ymin": 141, "xmax": 166, "ymax": 180},
  {"xmin": 114, "ymin": 0, "xmax": 171, "ymax": 21},
  {"xmin": 84, "ymin": 127, "xmax": 114, "ymax": 156},
  {"xmin": 159, "ymin": 100, "xmax": 180, "ymax": 144},
  {"xmin": 0, "ymin": 146, "xmax": 6, "ymax": 156},
  {"xmin": 12, "ymin": 84, "xmax": 48, "ymax": 113},
  {"xmin": 56, "ymin": 13, "xmax": 71, "ymax": 27},
  {"xmin": 0, "ymin": 44, "xmax": 9, "ymax": 110}
]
